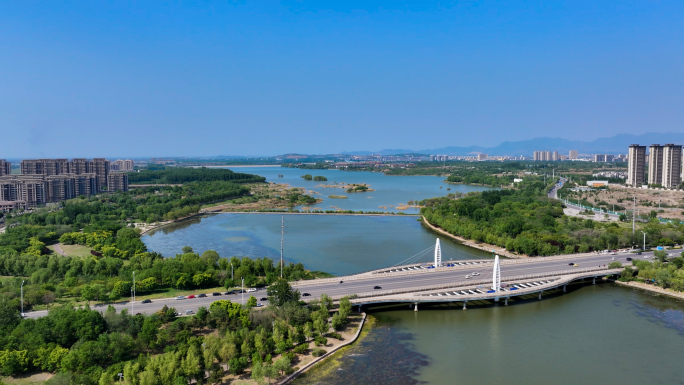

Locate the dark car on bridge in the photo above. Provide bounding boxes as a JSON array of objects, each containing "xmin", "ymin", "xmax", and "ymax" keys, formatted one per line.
[
  {"xmin": 212, "ymin": 292, "xmax": 222, "ymax": 296},
  {"xmin": 141, "ymin": 299, "xmax": 152, "ymax": 304},
  {"xmin": 198, "ymin": 294, "xmax": 207, "ymax": 298},
  {"xmin": 260, "ymin": 297, "xmax": 268, "ymax": 301},
  {"xmin": 302, "ymin": 293, "xmax": 311, "ymax": 296},
  {"xmin": 374, "ymin": 286, "xmax": 382, "ymax": 289}
]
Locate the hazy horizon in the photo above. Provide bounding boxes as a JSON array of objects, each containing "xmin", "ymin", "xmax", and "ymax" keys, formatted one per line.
[{"xmin": 2, "ymin": 1, "xmax": 683, "ymax": 158}]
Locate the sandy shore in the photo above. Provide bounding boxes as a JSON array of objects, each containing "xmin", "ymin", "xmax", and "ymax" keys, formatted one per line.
[
  {"xmin": 421, "ymin": 216, "xmax": 527, "ymax": 259},
  {"xmin": 614, "ymin": 280, "xmax": 684, "ymax": 302}
]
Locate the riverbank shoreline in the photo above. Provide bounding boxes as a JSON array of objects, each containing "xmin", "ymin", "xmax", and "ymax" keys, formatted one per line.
[
  {"xmin": 280, "ymin": 312, "xmax": 368, "ymax": 384},
  {"xmin": 614, "ymin": 280, "xmax": 684, "ymax": 302},
  {"xmin": 421, "ymin": 216, "xmax": 527, "ymax": 259},
  {"xmin": 139, "ymin": 211, "xmax": 421, "ymax": 236}
]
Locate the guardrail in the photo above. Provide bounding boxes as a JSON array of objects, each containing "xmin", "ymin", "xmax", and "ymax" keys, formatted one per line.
[
  {"xmin": 292, "ymin": 253, "xmax": 626, "ymax": 287},
  {"xmin": 329, "ymin": 266, "xmax": 621, "ymax": 302}
]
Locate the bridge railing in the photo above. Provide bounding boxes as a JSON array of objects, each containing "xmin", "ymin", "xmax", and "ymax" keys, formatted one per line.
[
  {"xmin": 292, "ymin": 253, "xmax": 621, "ymax": 287},
  {"xmin": 329, "ymin": 266, "xmax": 621, "ymax": 302}
]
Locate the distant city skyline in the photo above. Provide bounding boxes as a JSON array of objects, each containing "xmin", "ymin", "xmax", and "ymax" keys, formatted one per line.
[{"xmin": 2, "ymin": 2, "xmax": 684, "ymax": 157}]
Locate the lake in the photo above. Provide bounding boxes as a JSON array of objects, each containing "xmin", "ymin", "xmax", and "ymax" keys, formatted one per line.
[
  {"xmin": 222, "ymin": 166, "xmax": 492, "ymax": 214},
  {"xmin": 295, "ymin": 284, "xmax": 684, "ymax": 385},
  {"xmin": 143, "ymin": 214, "xmax": 493, "ymax": 276}
]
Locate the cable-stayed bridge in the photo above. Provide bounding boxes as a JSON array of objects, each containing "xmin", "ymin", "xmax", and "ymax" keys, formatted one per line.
[{"xmin": 25, "ymin": 239, "xmax": 648, "ymax": 318}]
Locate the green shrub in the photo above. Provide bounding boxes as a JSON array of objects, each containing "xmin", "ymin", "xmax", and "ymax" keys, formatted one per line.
[
  {"xmin": 311, "ymin": 348, "xmax": 326, "ymax": 357},
  {"xmin": 293, "ymin": 344, "xmax": 308, "ymax": 354}
]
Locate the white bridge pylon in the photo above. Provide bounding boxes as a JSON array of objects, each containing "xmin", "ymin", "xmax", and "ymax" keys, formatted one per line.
[
  {"xmin": 434, "ymin": 238, "xmax": 442, "ymax": 268},
  {"xmin": 492, "ymin": 254, "xmax": 500, "ymax": 291}
]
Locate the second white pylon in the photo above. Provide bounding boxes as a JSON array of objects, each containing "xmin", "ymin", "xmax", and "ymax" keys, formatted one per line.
[{"xmin": 492, "ymin": 254, "xmax": 500, "ymax": 291}]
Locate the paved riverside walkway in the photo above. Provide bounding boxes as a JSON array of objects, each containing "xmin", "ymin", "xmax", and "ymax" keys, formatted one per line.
[
  {"xmin": 279, "ymin": 312, "xmax": 368, "ymax": 385},
  {"xmin": 614, "ymin": 281, "xmax": 684, "ymax": 301}
]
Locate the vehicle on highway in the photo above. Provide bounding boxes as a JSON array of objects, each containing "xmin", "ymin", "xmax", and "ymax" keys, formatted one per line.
[
  {"xmin": 465, "ymin": 275, "xmax": 471, "ymax": 279},
  {"xmin": 472, "ymin": 272, "xmax": 480, "ymax": 276},
  {"xmin": 260, "ymin": 297, "xmax": 268, "ymax": 301},
  {"xmin": 373, "ymin": 286, "xmax": 382, "ymax": 289},
  {"xmin": 142, "ymin": 299, "xmax": 152, "ymax": 304},
  {"xmin": 185, "ymin": 310, "xmax": 194, "ymax": 315},
  {"xmin": 135, "ymin": 313, "xmax": 142, "ymax": 316},
  {"xmin": 187, "ymin": 295, "xmax": 196, "ymax": 299},
  {"xmin": 626, "ymin": 257, "xmax": 633, "ymax": 261},
  {"xmin": 636, "ymin": 252, "xmax": 642, "ymax": 255},
  {"xmin": 568, "ymin": 263, "xmax": 574, "ymax": 266},
  {"xmin": 256, "ymin": 303, "xmax": 264, "ymax": 307},
  {"xmin": 198, "ymin": 294, "xmax": 207, "ymax": 298},
  {"xmin": 572, "ymin": 264, "xmax": 578, "ymax": 267},
  {"xmin": 176, "ymin": 296, "xmax": 186, "ymax": 300},
  {"xmin": 339, "ymin": 281, "xmax": 343, "ymax": 284},
  {"xmin": 247, "ymin": 288, "xmax": 257, "ymax": 292},
  {"xmin": 212, "ymin": 292, "xmax": 222, "ymax": 296},
  {"xmin": 302, "ymin": 293, "xmax": 311, "ymax": 296}
]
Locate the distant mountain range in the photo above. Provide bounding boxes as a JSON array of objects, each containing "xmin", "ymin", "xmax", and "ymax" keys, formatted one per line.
[{"xmin": 343, "ymin": 133, "xmax": 684, "ymax": 156}]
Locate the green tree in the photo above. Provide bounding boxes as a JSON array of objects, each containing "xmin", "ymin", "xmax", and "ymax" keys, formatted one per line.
[
  {"xmin": 267, "ymin": 279, "xmax": 300, "ymax": 307},
  {"xmin": 247, "ymin": 295, "xmax": 257, "ymax": 308}
]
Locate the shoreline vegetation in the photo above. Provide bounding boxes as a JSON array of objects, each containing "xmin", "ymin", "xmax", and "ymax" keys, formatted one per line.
[{"xmin": 421, "ymin": 216, "xmax": 526, "ymax": 259}]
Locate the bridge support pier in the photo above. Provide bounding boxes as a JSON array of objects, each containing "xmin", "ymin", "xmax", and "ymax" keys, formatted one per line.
[
  {"xmin": 593, "ymin": 277, "xmax": 596, "ymax": 285},
  {"xmin": 463, "ymin": 301, "xmax": 467, "ymax": 310},
  {"xmin": 414, "ymin": 302, "xmax": 418, "ymax": 312},
  {"xmin": 357, "ymin": 305, "xmax": 362, "ymax": 313},
  {"xmin": 563, "ymin": 285, "xmax": 566, "ymax": 293},
  {"xmin": 538, "ymin": 291, "xmax": 542, "ymax": 300},
  {"xmin": 494, "ymin": 296, "xmax": 499, "ymax": 302},
  {"xmin": 504, "ymin": 297, "xmax": 508, "ymax": 306}
]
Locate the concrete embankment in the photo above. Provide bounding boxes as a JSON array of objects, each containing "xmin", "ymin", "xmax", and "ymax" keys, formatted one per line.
[{"xmin": 421, "ymin": 216, "xmax": 527, "ymax": 259}]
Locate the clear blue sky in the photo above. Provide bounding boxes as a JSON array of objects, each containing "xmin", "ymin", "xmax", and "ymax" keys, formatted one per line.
[{"xmin": 1, "ymin": 1, "xmax": 682, "ymax": 157}]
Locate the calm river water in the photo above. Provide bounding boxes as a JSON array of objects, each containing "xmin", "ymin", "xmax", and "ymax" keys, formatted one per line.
[
  {"xmin": 222, "ymin": 166, "xmax": 492, "ymax": 214},
  {"xmin": 295, "ymin": 284, "xmax": 684, "ymax": 385},
  {"xmin": 144, "ymin": 169, "xmax": 684, "ymax": 384},
  {"xmin": 143, "ymin": 214, "xmax": 492, "ymax": 276}
]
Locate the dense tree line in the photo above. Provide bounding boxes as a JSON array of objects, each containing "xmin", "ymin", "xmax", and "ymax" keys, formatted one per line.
[
  {"xmin": 0, "ymin": 279, "xmax": 354, "ymax": 385},
  {"xmin": 422, "ymin": 179, "xmax": 684, "ymax": 256},
  {"xmin": 128, "ymin": 168, "xmax": 266, "ymax": 184},
  {"xmin": 621, "ymin": 251, "xmax": 684, "ymax": 291}
]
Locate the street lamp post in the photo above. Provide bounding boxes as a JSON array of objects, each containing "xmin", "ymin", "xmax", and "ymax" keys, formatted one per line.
[
  {"xmin": 21, "ymin": 280, "xmax": 25, "ymax": 316},
  {"xmin": 641, "ymin": 231, "xmax": 647, "ymax": 251},
  {"xmin": 231, "ymin": 263, "xmax": 233, "ymax": 281},
  {"xmin": 241, "ymin": 277, "xmax": 244, "ymax": 306}
]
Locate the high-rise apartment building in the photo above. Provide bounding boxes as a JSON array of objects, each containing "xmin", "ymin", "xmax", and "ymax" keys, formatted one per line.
[
  {"xmin": 533, "ymin": 151, "xmax": 541, "ymax": 161},
  {"xmin": 605, "ymin": 155, "xmax": 614, "ymax": 162},
  {"xmin": 111, "ymin": 159, "xmax": 134, "ymax": 172},
  {"xmin": 107, "ymin": 173, "xmax": 129, "ymax": 192},
  {"xmin": 544, "ymin": 151, "xmax": 551, "ymax": 161},
  {"xmin": 662, "ymin": 144, "xmax": 682, "ymax": 189},
  {"xmin": 627, "ymin": 145, "xmax": 646, "ymax": 187},
  {"xmin": 552, "ymin": 151, "xmax": 559, "ymax": 161},
  {"xmin": 0, "ymin": 173, "xmax": 99, "ymax": 208},
  {"xmin": 648, "ymin": 145, "xmax": 664, "ymax": 185},
  {"xmin": 569, "ymin": 150, "xmax": 578, "ymax": 160},
  {"xmin": 594, "ymin": 154, "xmax": 605, "ymax": 162},
  {"xmin": 0, "ymin": 160, "xmax": 10, "ymax": 176}
]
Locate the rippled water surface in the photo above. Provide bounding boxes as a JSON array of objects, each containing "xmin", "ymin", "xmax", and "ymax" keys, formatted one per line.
[
  {"xmin": 297, "ymin": 285, "xmax": 684, "ymax": 385},
  {"xmin": 224, "ymin": 166, "xmax": 493, "ymax": 214},
  {"xmin": 143, "ymin": 214, "xmax": 492, "ymax": 276}
]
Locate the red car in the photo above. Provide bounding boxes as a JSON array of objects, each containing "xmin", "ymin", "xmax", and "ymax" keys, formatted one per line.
[{"xmin": 187, "ymin": 295, "xmax": 196, "ymax": 299}]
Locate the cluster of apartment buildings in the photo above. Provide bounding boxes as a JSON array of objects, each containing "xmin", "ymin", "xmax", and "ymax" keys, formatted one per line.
[
  {"xmin": 0, "ymin": 158, "xmax": 130, "ymax": 211},
  {"xmin": 531, "ymin": 150, "xmax": 627, "ymax": 162},
  {"xmin": 627, "ymin": 144, "xmax": 683, "ymax": 189}
]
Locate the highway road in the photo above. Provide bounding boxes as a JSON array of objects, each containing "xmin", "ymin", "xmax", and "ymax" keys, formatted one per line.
[{"xmin": 25, "ymin": 249, "xmax": 663, "ymax": 319}]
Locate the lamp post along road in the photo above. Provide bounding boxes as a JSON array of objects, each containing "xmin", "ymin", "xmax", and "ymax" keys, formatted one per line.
[
  {"xmin": 21, "ymin": 280, "xmax": 25, "ymax": 316},
  {"xmin": 642, "ymin": 231, "xmax": 647, "ymax": 251}
]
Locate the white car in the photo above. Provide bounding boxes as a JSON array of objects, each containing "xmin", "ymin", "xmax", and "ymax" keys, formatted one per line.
[
  {"xmin": 247, "ymin": 288, "xmax": 257, "ymax": 293},
  {"xmin": 176, "ymin": 296, "xmax": 186, "ymax": 300},
  {"xmin": 465, "ymin": 275, "xmax": 471, "ymax": 279}
]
